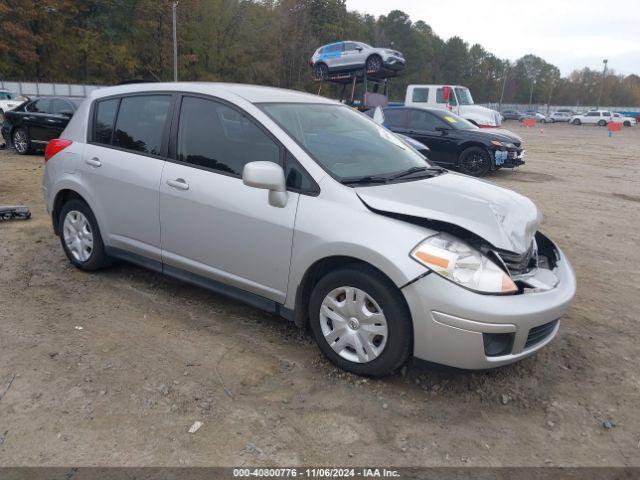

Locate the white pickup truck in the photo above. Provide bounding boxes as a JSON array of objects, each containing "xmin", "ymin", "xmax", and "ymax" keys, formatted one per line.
[{"xmin": 404, "ymin": 84, "xmax": 502, "ymax": 127}]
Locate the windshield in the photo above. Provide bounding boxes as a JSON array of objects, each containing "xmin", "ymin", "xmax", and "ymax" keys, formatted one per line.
[
  {"xmin": 0, "ymin": 91, "xmax": 18, "ymax": 100},
  {"xmin": 454, "ymin": 87, "xmax": 474, "ymax": 105},
  {"xmin": 259, "ymin": 103, "xmax": 430, "ymax": 181},
  {"xmin": 428, "ymin": 109, "xmax": 479, "ymax": 131}
]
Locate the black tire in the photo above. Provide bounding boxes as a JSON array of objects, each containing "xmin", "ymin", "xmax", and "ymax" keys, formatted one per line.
[
  {"xmin": 12, "ymin": 127, "xmax": 31, "ymax": 155},
  {"xmin": 598, "ymin": 119, "xmax": 606, "ymax": 126},
  {"xmin": 365, "ymin": 54, "xmax": 383, "ymax": 73},
  {"xmin": 308, "ymin": 265, "xmax": 412, "ymax": 377},
  {"xmin": 572, "ymin": 119, "xmax": 581, "ymax": 125},
  {"xmin": 624, "ymin": 121, "xmax": 631, "ymax": 127},
  {"xmin": 58, "ymin": 198, "xmax": 109, "ymax": 271},
  {"xmin": 458, "ymin": 146, "xmax": 491, "ymax": 177},
  {"xmin": 314, "ymin": 63, "xmax": 328, "ymax": 80}
]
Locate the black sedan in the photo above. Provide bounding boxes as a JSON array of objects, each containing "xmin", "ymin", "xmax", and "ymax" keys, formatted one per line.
[
  {"xmin": 367, "ymin": 106, "xmax": 525, "ymax": 177},
  {"xmin": 2, "ymin": 96, "xmax": 83, "ymax": 155}
]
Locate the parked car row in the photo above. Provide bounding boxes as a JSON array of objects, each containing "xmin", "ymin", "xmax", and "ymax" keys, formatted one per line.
[
  {"xmin": 38, "ymin": 82, "xmax": 575, "ymax": 377},
  {"xmin": 500, "ymin": 108, "xmax": 636, "ymax": 127},
  {"xmin": 569, "ymin": 110, "xmax": 636, "ymax": 126}
]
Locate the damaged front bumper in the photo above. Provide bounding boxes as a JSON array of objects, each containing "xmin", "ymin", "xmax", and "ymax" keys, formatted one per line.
[
  {"xmin": 402, "ymin": 240, "xmax": 576, "ymax": 369},
  {"xmin": 493, "ymin": 147, "xmax": 525, "ymax": 169}
]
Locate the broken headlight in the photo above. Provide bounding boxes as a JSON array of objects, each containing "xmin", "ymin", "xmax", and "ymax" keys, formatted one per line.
[{"xmin": 410, "ymin": 233, "xmax": 517, "ymax": 294}]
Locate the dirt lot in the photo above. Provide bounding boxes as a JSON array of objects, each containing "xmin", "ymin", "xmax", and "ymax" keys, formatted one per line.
[{"xmin": 0, "ymin": 122, "xmax": 639, "ymax": 467}]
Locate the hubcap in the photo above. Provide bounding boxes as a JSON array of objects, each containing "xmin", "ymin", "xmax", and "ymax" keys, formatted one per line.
[
  {"xmin": 319, "ymin": 286, "xmax": 388, "ymax": 364},
  {"xmin": 63, "ymin": 210, "xmax": 94, "ymax": 262},
  {"xmin": 13, "ymin": 130, "xmax": 27, "ymax": 153}
]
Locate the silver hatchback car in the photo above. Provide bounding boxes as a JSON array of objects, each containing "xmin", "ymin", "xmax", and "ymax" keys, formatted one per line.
[
  {"xmin": 43, "ymin": 83, "xmax": 576, "ymax": 376},
  {"xmin": 310, "ymin": 41, "xmax": 405, "ymax": 79}
]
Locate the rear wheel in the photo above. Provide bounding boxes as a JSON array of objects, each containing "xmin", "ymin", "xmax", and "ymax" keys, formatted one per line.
[
  {"xmin": 458, "ymin": 146, "xmax": 491, "ymax": 177},
  {"xmin": 365, "ymin": 55, "xmax": 383, "ymax": 73},
  {"xmin": 12, "ymin": 128, "xmax": 31, "ymax": 155},
  {"xmin": 314, "ymin": 63, "xmax": 328, "ymax": 80},
  {"xmin": 309, "ymin": 265, "xmax": 412, "ymax": 377},
  {"xmin": 59, "ymin": 199, "xmax": 109, "ymax": 271}
]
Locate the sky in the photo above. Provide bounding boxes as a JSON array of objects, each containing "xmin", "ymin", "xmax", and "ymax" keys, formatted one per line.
[{"xmin": 345, "ymin": 0, "xmax": 640, "ymax": 76}]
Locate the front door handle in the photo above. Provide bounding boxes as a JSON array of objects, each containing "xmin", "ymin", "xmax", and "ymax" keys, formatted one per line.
[
  {"xmin": 166, "ymin": 178, "xmax": 189, "ymax": 190},
  {"xmin": 85, "ymin": 157, "xmax": 101, "ymax": 167}
]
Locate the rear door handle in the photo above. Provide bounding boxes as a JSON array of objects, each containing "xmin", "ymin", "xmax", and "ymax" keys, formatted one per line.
[
  {"xmin": 166, "ymin": 178, "xmax": 189, "ymax": 190},
  {"xmin": 85, "ymin": 157, "xmax": 101, "ymax": 167}
]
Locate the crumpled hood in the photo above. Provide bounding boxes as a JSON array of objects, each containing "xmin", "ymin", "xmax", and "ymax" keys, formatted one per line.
[{"xmin": 356, "ymin": 173, "xmax": 541, "ymax": 254}]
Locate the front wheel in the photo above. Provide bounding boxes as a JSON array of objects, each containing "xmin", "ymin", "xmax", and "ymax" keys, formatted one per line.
[
  {"xmin": 309, "ymin": 266, "xmax": 412, "ymax": 377},
  {"xmin": 572, "ymin": 119, "xmax": 581, "ymax": 125},
  {"xmin": 59, "ymin": 199, "xmax": 110, "ymax": 271},
  {"xmin": 12, "ymin": 128, "xmax": 31, "ymax": 155},
  {"xmin": 314, "ymin": 63, "xmax": 328, "ymax": 80},
  {"xmin": 623, "ymin": 121, "xmax": 631, "ymax": 127},
  {"xmin": 458, "ymin": 146, "xmax": 491, "ymax": 177},
  {"xmin": 365, "ymin": 55, "xmax": 383, "ymax": 73}
]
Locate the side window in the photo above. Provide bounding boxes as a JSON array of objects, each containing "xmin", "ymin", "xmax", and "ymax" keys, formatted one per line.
[
  {"xmin": 602, "ymin": 111, "xmax": 611, "ymax": 116},
  {"xmin": 586, "ymin": 112, "xmax": 600, "ymax": 117},
  {"xmin": 382, "ymin": 109, "xmax": 407, "ymax": 129},
  {"xmin": 50, "ymin": 98, "xmax": 73, "ymax": 114},
  {"xmin": 324, "ymin": 43, "xmax": 343, "ymax": 54},
  {"xmin": 113, "ymin": 95, "xmax": 171, "ymax": 155},
  {"xmin": 344, "ymin": 42, "xmax": 359, "ymax": 51},
  {"xmin": 285, "ymin": 151, "xmax": 318, "ymax": 194},
  {"xmin": 408, "ymin": 110, "xmax": 442, "ymax": 131},
  {"xmin": 27, "ymin": 99, "xmax": 51, "ymax": 113},
  {"xmin": 436, "ymin": 88, "xmax": 458, "ymax": 106},
  {"xmin": 92, "ymin": 98, "xmax": 119, "ymax": 145},
  {"xmin": 177, "ymin": 96, "xmax": 280, "ymax": 176},
  {"xmin": 411, "ymin": 88, "xmax": 429, "ymax": 103}
]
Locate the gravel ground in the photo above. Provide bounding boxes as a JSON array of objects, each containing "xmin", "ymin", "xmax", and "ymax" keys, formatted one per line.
[{"xmin": 0, "ymin": 122, "xmax": 639, "ymax": 467}]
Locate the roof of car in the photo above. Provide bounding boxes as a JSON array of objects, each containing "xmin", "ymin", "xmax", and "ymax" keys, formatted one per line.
[{"xmin": 89, "ymin": 82, "xmax": 336, "ymax": 105}]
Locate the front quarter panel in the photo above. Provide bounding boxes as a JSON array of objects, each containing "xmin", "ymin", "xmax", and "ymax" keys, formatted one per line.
[{"xmin": 285, "ymin": 179, "xmax": 432, "ymax": 310}]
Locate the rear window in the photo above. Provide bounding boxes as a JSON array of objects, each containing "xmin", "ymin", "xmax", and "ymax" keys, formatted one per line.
[
  {"xmin": 27, "ymin": 99, "xmax": 51, "ymax": 113},
  {"xmin": 92, "ymin": 98, "xmax": 119, "ymax": 145},
  {"xmin": 112, "ymin": 95, "xmax": 171, "ymax": 155},
  {"xmin": 411, "ymin": 88, "xmax": 429, "ymax": 103}
]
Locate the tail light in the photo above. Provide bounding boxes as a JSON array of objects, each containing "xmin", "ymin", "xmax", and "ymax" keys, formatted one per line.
[{"xmin": 44, "ymin": 138, "xmax": 73, "ymax": 162}]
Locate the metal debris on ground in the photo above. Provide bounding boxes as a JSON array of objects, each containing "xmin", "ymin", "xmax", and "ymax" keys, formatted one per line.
[
  {"xmin": 188, "ymin": 421, "xmax": 203, "ymax": 433},
  {"xmin": 0, "ymin": 206, "xmax": 31, "ymax": 221}
]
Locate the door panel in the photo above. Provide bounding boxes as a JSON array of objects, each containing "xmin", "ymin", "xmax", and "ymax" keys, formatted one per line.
[
  {"xmin": 160, "ymin": 164, "xmax": 298, "ymax": 302},
  {"xmin": 407, "ymin": 110, "xmax": 457, "ymax": 165},
  {"xmin": 160, "ymin": 95, "xmax": 298, "ymax": 302},
  {"xmin": 81, "ymin": 94, "xmax": 173, "ymax": 260},
  {"xmin": 23, "ymin": 99, "xmax": 51, "ymax": 141},
  {"xmin": 82, "ymin": 144, "xmax": 165, "ymax": 260}
]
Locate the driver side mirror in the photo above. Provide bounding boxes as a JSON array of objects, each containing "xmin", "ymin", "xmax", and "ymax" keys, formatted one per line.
[
  {"xmin": 435, "ymin": 126, "xmax": 450, "ymax": 134},
  {"xmin": 355, "ymin": 47, "xmax": 363, "ymax": 52},
  {"xmin": 242, "ymin": 161, "xmax": 288, "ymax": 208}
]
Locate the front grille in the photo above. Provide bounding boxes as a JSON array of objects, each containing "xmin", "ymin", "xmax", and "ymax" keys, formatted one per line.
[
  {"xmin": 525, "ymin": 320, "xmax": 558, "ymax": 349},
  {"xmin": 496, "ymin": 242, "xmax": 537, "ymax": 276}
]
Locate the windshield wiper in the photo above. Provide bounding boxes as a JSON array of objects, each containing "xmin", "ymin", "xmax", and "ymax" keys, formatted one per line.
[
  {"xmin": 387, "ymin": 166, "xmax": 446, "ymax": 181},
  {"xmin": 340, "ymin": 175, "xmax": 390, "ymax": 185}
]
